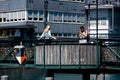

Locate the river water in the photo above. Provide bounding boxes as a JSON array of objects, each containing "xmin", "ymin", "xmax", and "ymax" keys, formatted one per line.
[{"xmin": 91, "ymin": 74, "xmax": 120, "ymax": 80}]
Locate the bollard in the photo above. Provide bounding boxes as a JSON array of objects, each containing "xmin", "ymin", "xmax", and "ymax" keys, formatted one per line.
[
  {"xmin": 45, "ymin": 77, "xmax": 53, "ymax": 80},
  {"xmin": 96, "ymin": 73, "xmax": 105, "ymax": 80},
  {"xmin": 1, "ymin": 75, "xmax": 8, "ymax": 80}
]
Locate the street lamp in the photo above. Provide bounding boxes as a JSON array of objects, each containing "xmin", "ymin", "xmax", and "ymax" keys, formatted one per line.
[
  {"xmin": 87, "ymin": 0, "xmax": 98, "ymax": 40},
  {"xmin": 44, "ymin": 0, "xmax": 48, "ymax": 28},
  {"xmin": 96, "ymin": 0, "xmax": 98, "ymax": 40},
  {"xmin": 88, "ymin": 4, "xmax": 90, "ymax": 35}
]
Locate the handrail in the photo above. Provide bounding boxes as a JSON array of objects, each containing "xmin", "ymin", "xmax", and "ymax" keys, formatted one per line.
[
  {"xmin": 97, "ymin": 39, "xmax": 120, "ymax": 59},
  {"xmin": 0, "ymin": 48, "xmax": 15, "ymax": 62},
  {"xmin": 103, "ymin": 43, "xmax": 120, "ymax": 59}
]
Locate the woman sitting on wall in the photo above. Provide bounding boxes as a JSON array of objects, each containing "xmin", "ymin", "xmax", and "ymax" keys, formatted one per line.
[
  {"xmin": 78, "ymin": 26, "xmax": 89, "ymax": 43},
  {"xmin": 38, "ymin": 25, "xmax": 56, "ymax": 40}
]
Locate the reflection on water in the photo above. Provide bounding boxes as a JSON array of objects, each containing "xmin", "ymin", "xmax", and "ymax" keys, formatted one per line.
[
  {"xmin": 105, "ymin": 74, "xmax": 120, "ymax": 80},
  {"xmin": 90, "ymin": 74, "xmax": 120, "ymax": 80}
]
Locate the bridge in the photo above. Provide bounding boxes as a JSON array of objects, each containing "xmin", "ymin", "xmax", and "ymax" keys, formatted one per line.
[{"xmin": 0, "ymin": 38, "xmax": 120, "ymax": 80}]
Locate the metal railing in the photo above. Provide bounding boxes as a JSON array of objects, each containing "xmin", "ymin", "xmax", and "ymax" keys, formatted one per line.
[
  {"xmin": 35, "ymin": 38, "xmax": 99, "ymax": 69},
  {"xmin": 98, "ymin": 39, "xmax": 120, "ymax": 69},
  {"xmin": 0, "ymin": 38, "xmax": 120, "ymax": 69}
]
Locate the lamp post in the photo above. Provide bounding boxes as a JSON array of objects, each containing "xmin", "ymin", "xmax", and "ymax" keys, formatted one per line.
[
  {"xmin": 96, "ymin": 0, "xmax": 98, "ymax": 40},
  {"xmin": 88, "ymin": 4, "xmax": 90, "ymax": 35},
  {"xmin": 44, "ymin": 0, "xmax": 48, "ymax": 28}
]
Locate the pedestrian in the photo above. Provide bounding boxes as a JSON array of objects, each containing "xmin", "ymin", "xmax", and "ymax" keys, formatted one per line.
[{"xmin": 78, "ymin": 26, "xmax": 89, "ymax": 43}]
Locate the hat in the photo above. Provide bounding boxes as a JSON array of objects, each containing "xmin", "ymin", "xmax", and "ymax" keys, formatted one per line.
[{"xmin": 44, "ymin": 25, "xmax": 50, "ymax": 32}]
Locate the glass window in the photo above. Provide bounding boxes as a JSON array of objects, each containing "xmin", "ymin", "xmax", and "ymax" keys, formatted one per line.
[
  {"xmin": 53, "ymin": 12, "xmax": 62, "ymax": 22},
  {"xmin": 14, "ymin": 12, "xmax": 18, "ymax": 21},
  {"xmin": 58, "ymin": 12, "xmax": 62, "ymax": 22},
  {"xmin": 0, "ymin": 14, "xmax": 2, "ymax": 22},
  {"xmin": 49, "ymin": 12, "xmax": 54, "ymax": 22},
  {"xmin": 71, "ymin": 14, "xmax": 76, "ymax": 22},
  {"xmin": 0, "ymin": 18, "xmax": 2, "ymax": 22},
  {"xmin": 2, "ymin": 13, "xmax": 6, "ymax": 22},
  {"xmin": 101, "ymin": 17, "xmax": 107, "ymax": 25},
  {"xmin": 28, "ymin": 10, "xmax": 33, "ymax": 15},
  {"xmin": 29, "ymin": 0, "xmax": 33, "ymax": 3},
  {"xmin": 33, "ymin": 10, "xmax": 38, "ymax": 20},
  {"xmin": 3, "ymin": 18, "xmax": 6, "ymax": 22},
  {"xmin": 28, "ymin": 10, "xmax": 33, "ymax": 20},
  {"xmin": 90, "ymin": 17, "xmax": 96, "ymax": 25},
  {"xmin": 54, "ymin": 12, "xmax": 59, "ymax": 22},
  {"xmin": 56, "ymin": 12, "xmax": 62, "ymax": 22},
  {"xmin": 9, "ymin": 12, "xmax": 14, "ymax": 21},
  {"xmin": 81, "ymin": 14, "xmax": 85, "ymax": 23},
  {"xmin": 81, "ymin": 0, "xmax": 84, "ymax": 2},
  {"xmin": 39, "ymin": 11, "xmax": 44, "ymax": 21},
  {"xmin": 21, "ymin": 11, "xmax": 25, "ymax": 21},
  {"xmin": 63, "ymin": 13, "xmax": 68, "ymax": 22},
  {"xmin": 6, "ymin": 13, "xmax": 9, "ymax": 22},
  {"xmin": 68, "ymin": 13, "xmax": 72, "ymax": 22},
  {"xmin": 34, "ymin": 10, "xmax": 38, "ymax": 14},
  {"xmin": 77, "ymin": 14, "xmax": 81, "ymax": 23},
  {"xmin": 92, "ymin": 0, "xmax": 96, "ymax": 4}
]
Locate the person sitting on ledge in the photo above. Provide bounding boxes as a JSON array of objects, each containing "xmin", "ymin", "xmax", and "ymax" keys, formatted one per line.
[
  {"xmin": 38, "ymin": 25, "xmax": 56, "ymax": 40},
  {"xmin": 78, "ymin": 26, "xmax": 89, "ymax": 43}
]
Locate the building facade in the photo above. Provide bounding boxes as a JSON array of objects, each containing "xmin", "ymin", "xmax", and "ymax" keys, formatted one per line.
[
  {"xmin": 86, "ymin": 0, "xmax": 120, "ymax": 39},
  {"xmin": 0, "ymin": 0, "xmax": 120, "ymax": 40},
  {"xmin": 0, "ymin": 0, "xmax": 86, "ymax": 40}
]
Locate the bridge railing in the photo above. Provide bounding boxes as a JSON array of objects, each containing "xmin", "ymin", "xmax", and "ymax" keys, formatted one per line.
[
  {"xmin": 0, "ymin": 38, "xmax": 100, "ymax": 68},
  {"xmin": 1, "ymin": 38, "xmax": 120, "ymax": 69},
  {"xmin": 0, "ymin": 40, "xmax": 34, "ymax": 66},
  {"xmin": 35, "ymin": 39, "xmax": 100, "ymax": 69},
  {"xmin": 98, "ymin": 39, "xmax": 120, "ymax": 69}
]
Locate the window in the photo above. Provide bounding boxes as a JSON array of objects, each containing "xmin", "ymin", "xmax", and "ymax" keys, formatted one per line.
[
  {"xmin": 0, "ymin": 18, "xmax": 2, "ymax": 22},
  {"xmin": 71, "ymin": 14, "xmax": 76, "ymax": 22},
  {"xmin": 39, "ymin": 11, "xmax": 44, "ymax": 21},
  {"xmin": 54, "ymin": 12, "xmax": 58, "ymax": 22},
  {"xmin": 77, "ymin": 14, "xmax": 81, "ymax": 23},
  {"xmin": 101, "ymin": 17, "xmax": 107, "ymax": 25},
  {"xmin": 53, "ymin": 12, "xmax": 62, "ymax": 22},
  {"xmin": 0, "ymin": 11, "xmax": 26, "ymax": 22},
  {"xmin": 6, "ymin": 13, "xmax": 9, "ymax": 22},
  {"xmin": 105, "ymin": 0, "xmax": 112, "ymax": 5},
  {"xmin": 81, "ymin": 14, "xmax": 85, "ymax": 23},
  {"xmin": 9, "ymin": 12, "xmax": 13, "ymax": 22},
  {"xmin": 92, "ymin": 0, "xmax": 96, "ymax": 4},
  {"xmin": 18, "ymin": 11, "xmax": 25, "ymax": 21},
  {"xmin": 28, "ymin": 10, "xmax": 33, "ymax": 20},
  {"xmin": 29, "ymin": 0, "xmax": 33, "ymax": 3},
  {"xmin": 68, "ymin": 13, "xmax": 72, "ymax": 22},
  {"xmin": 49, "ymin": 12, "xmax": 84, "ymax": 23},
  {"xmin": 33, "ymin": 10, "xmax": 38, "ymax": 21},
  {"xmin": 90, "ymin": 17, "xmax": 96, "ymax": 25},
  {"xmin": 58, "ymin": 12, "xmax": 62, "ymax": 22},
  {"xmin": 59, "ymin": 2, "xmax": 63, "ymax": 5},
  {"xmin": 11, "ymin": 30, "xmax": 15, "ymax": 36},
  {"xmin": 81, "ymin": 0, "xmax": 84, "ymax": 1},
  {"xmin": 63, "ymin": 13, "xmax": 68, "ymax": 22},
  {"xmin": 2, "ymin": 13, "xmax": 6, "ymax": 22},
  {"xmin": 13, "ymin": 12, "xmax": 17, "ymax": 21},
  {"xmin": 72, "ymin": 0, "xmax": 85, "ymax": 2},
  {"xmin": 0, "ymin": 30, "xmax": 2, "ymax": 36},
  {"xmin": 27, "ymin": 10, "xmax": 44, "ymax": 21}
]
